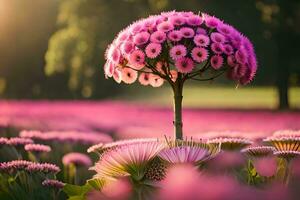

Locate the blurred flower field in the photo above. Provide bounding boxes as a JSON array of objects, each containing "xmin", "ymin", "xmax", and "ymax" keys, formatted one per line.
[{"xmin": 1, "ymin": 100, "xmax": 300, "ymax": 200}]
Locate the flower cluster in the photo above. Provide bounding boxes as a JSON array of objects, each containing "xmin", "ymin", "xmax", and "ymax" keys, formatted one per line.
[{"xmin": 104, "ymin": 11, "xmax": 257, "ymax": 86}]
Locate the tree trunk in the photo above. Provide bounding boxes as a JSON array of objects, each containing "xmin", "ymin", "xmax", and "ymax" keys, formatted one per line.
[{"xmin": 173, "ymin": 78, "xmax": 183, "ymax": 140}]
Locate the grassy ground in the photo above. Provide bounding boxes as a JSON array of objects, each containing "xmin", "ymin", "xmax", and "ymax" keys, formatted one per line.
[{"xmin": 115, "ymin": 84, "xmax": 300, "ymax": 109}]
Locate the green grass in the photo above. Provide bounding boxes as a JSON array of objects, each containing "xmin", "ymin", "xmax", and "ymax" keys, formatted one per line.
[{"xmin": 115, "ymin": 84, "xmax": 300, "ymax": 109}]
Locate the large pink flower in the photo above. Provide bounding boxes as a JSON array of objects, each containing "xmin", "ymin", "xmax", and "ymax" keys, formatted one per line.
[
  {"xmin": 175, "ymin": 57, "xmax": 194, "ymax": 73},
  {"xmin": 170, "ymin": 45, "xmax": 187, "ymax": 60}
]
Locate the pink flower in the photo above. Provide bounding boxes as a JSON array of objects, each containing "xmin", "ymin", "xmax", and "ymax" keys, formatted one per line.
[
  {"xmin": 169, "ymin": 45, "xmax": 187, "ymax": 60},
  {"xmin": 138, "ymin": 73, "xmax": 151, "ymax": 86},
  {"xmin": 149, "ymin": 74, "xmax": 164, "ymax": 87},
  {"xmin": 24, "ymin": 144, "xmax": 51, "ymax": 153},
  {"xmin": 157, "ymin": 21, "xmax": 174, "ymax": 32},
  {"xmin": 235, "ymin": 48, "xmax": 248, "ymax": 64},
  {"xmin": 113, "ymin": 69, "xmax": 122, "ymax": 83},
  {"xmin": 169, "ymin": 15, "xmax": 186, "ymax": 26},
  {"xmin": 26, "ymin": 163, "xmax": 60, "ymax": 174},
  {"xmin": 211, "ymin": 43, "xmax": 224, "ymax": 54},
  {"xmin": 180, "ymin": 27, "xmax": 195, "ymax": 38},
  {"xmin": 186, "ymin": 15, "xmax": 203, "ymax": 26},
  {"xmin": 193, "ymin": 34, "xmax": 210, "ymax": 47},
  {"xmin": 121, "ymin": 68, "xmax": 138, "ymax": 84},
  {"xmin": 145, "ymin": 43, "xmax": 162, "ymax": 58},
  {"xmin": 210, "ymin": 32, "xmax": 226, "ymax": 43},
  {"xmin": 207, "ymin": 137, "xmax": 252, "ymax": 150},
  {"xmin": 175, "ymin": 57, "xmax": 194, "ymax": 73},
  {"xmin": 223, "ymin": 44, "xmax": 234, "ymax": 55},
  {"xmin": 191, "ymin": 47, "xmax": 209, "ymax": 63},
  {"xmin": 62, "ymin": 152, "xmax": 92, "ymax": 167},
  {"xmin": 227, "ymin": 55, "xmax": 236, "ymax": 67},
  {"xmin": 150, "ymin": 31, "xmax": 166, "ymax": 43},
  {"xmin": 158, "ymin": 146, "xmax": 208, "ymax": 164},
  {"xmin": 120, "ymin": 41, "xmax": 134, "ymax": 55},
  {"xmin": 0, "ymin": 160, "xmax": 32, "ymax": 173},
  {"xmin": 92, "ymin": 141, "xmax": 164, "ymax": 179},
  {"xmin": 241, "ymin": 146, "xmax": 275, "ymax": 157},
  {"xmin": 210, "ymin": 55, "xmax": 224, "ymax": 70},
  {"xmin": 42, "ymin": 179, "xmax": 65, "ymax": 189},
  {"xmin": 110, "ymin": 48, "xmax": 121, "ymax": 64},
  {"xmin": 0, "ymin": 137, "xmax": 8, "ymax": 146},
  {"xmin": 133, "ymin": 31, "xmax": 150, "ymax": 45},
  {"xmin": 129, "ymin": 50, "xmax": 145, "ymax": 68},
  {"xmin": 203, "ymin": 14, "xmax": 221, "ymax": 28},
  {"xmin": 253, "ymin": 157, "xmax": 277, "ymax": 177},
  {"xmin": 196, "ymin": 27, "xmax": 207, "ymax": 35},
  {"xmin": 168, "ymin": 30, "xmax": 182, "ymax": 42},
  {"xmin": 104, "ymin": 61, "xmax": 115, "ymax": 78},
  {"xmin": 217, "ymin": 23, "xmax": 233, "ymax": 35},
  {"xmin": 7, "ymin": 137, "xmax": 33, "ymax": 146}
]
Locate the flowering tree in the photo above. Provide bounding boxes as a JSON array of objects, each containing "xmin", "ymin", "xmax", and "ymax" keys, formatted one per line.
[{"xmin": 104, "ymin": 11, "xmax": 257, "ymax": 139}]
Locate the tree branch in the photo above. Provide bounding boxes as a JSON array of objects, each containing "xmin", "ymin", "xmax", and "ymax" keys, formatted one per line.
[{"xmin": 190, "ymin": 70, "xmax": 226, "ymax": 81}]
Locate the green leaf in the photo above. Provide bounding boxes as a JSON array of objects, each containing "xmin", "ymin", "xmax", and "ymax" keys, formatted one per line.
[{"xmin": 63, "ymin": 183, "xmax": 92, "ymax": 199}]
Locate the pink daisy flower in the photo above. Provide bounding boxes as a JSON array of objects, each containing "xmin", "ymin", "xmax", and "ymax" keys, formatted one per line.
[
  {"xmin": 26, "ymin": 163, "xmax": 60, "ymax": 174},
  {"xmin": 223, "ymin": 44, "xmax": 234, "ymax": 55},
  {"xmin": 169, "ymin": 45, "xmax": 187, "ymax": 60},
  {"xmin": 175, "ymin": 57, "xmax": 194, "ymax": 73},
  {"xmin": 121, "ymin": 68, "xmax": 138, "ymax": 84},
  {"xmin": 116, "ymin": 31, "xmax": 129, "ymax": 43},
  {"xmin": 104, "ymin": 61, "xmax": 115, "ymax": 78},
  {"xmin": 211, "ymin": 43, "xmax": 224, "ymax": 54},
  {"xmin": 210, "ymin": 55, "xmax": 224, "ymax": 70},
  {"xmin": 203, "ymin": 14, "xmax": 221, "ymax": 28},
  {"xmin": 42, "ymin": 179, "xmax": 65, "ymax": 189},
  {"xmin": 87, "ymin": 143, "xmax": 104, "ymax": 154},
  {"xmin": 0, "ymin": 137, "xmax": 8, "ymax": 146},
  {"xmin": 227, "ymin": 55, "xmax": 237, "ymax": 67},
  {"xmin": 235, "ymin": 48, "xmax": 248, "ymax": 64},
  {"xmin": 210, "ymin": 32, "xmax": 226, "ymax": 43},
  {"xmin": 157, "ymin": 21, "xmax": 174, "ymax": 32},
  {"xmin": 263, "ymin": 136, "xmax": 300, "ymax": 152},
  {"xmin": 130, "ymin": 23, "xmax": 143, "ymax": 35},
  {"xmin": 241, "ymin": 146, "xmax": 275, "ymax": 157},
  {"xmin": 180, "ymin": 27, "xmax": 195, "ymax": 38},
  {"xmin": 110, "ymin": 48, "xmax": 121, "ymax": 64},
  {"xmin": 207, "ymin": 137, "xmax": 252, "ymax": 151},
  {"xmin": 191, "ymin": 47, "xmax": 209, "ymax": 63},
  {"xmin": 129, "ymin": 50, "xmax": 145, "ymax": 68},
  {"xmin": 196, "ymin": 27, "xmax": 207, "ymax": 35},
  {"xmin": 138, "ymin": 73, "xmax": 151, "ymax": 86},
  {"xmin": 133, "ymin": 31, "xmax": 150, "ymax": 45},
  {"xmin": 149, "ymin": 74, "xmax": 164, "ymax": 87},
  {"xmin": 168, "ymin": 30, "xmax": 182, "ymax": 42},
  {"xmin": 7, "ymin": 137, "xmax": 33, "ymax": 146},
  {"xmin": 217, "ymin": 23, "xmax": 233, "ymax": 35},
  {"xmin": 121, "ymin": 41, "xmax": 134, "ymax": 55},
  {"xmin": 169, "ymin": 15, "xmax": 186, "ymax": 26},
  {"xmin": 113, "ymin": 69, "xmax": 122, "ymax": 83},
  {"xmin": 150, "ymin": 31, "xmax": 166, "ymax": 43},
  {"xmin": 62, "ymin": 152, "xmax": 92, "ymax": 167},
  {"xmin": 145, "ymin": 43, "xmax": 162, "ymax": 58},
  {"xmin": 187, "ymin": 15, "xmax": 203, "ymax": 26},
  {"xmin": 159, "ymin": 146, "xmax": 208, "ymax": 164},
  {"xmin": 193, "ymin": 34, "xmax": 210, "ymax": 47},
  {"xmin": 92, "ymin": 141, "xmax": 164, "ymax": 179},
  {"xmin": 24, "ymin": 144, "xmax": 51, "ymax": 153},
  {"xmin": 0, "ymin": 160, "xmax": 32, "ymax": 173}
]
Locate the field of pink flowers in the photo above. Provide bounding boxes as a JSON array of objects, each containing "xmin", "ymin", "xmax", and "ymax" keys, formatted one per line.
[{"xmin": 1, "ymin": 100, "xmax": 300, "ymax": 200}]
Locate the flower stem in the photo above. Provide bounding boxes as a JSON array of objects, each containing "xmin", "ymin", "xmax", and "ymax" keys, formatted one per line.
[{"xmin": 173, "ymin": 75, "xmax": 183, "ymax": 140}]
